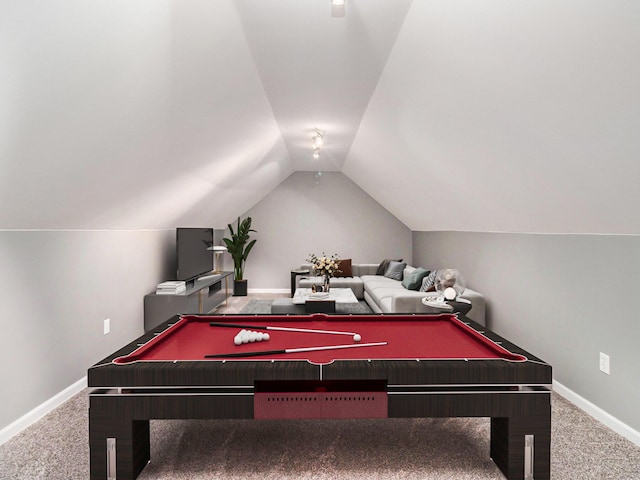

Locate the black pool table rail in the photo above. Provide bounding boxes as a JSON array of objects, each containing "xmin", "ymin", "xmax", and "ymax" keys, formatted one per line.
[{"xmin": 88, "ymin": 314, "xmax": 552, "ymax": 389}]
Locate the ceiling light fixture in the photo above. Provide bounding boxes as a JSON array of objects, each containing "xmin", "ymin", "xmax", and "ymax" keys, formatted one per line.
[
  {"xmin": 331, "ymin": 0, "xmax": 345, "ymax": 17},
  {"xmin": 312, "ymin": 128, "xmax": 324, "ymax": 159}
]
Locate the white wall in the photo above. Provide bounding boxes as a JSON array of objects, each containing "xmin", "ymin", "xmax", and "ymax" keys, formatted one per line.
[
  {"xmin": 242, "ymin": 171, "xmax": 412, "ymax": 290},
  {"xmin": 0, "ymin": 229, "xmax": 173, "ymax": 432},
  {"xmin": 413, "ymin": 231, "xmax": 640, "ymax": 436}
]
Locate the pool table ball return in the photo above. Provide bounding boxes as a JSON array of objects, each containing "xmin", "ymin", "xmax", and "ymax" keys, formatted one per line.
[{"xmin": 88, "ymin": 313, "xmax": 552, "ymax": 480}]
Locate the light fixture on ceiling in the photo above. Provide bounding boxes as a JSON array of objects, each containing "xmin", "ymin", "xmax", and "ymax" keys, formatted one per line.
[
  {"xmin": 331, "ymin": 0, "xmax": 345, "ymax": 17},
  {"xmin": 312, "ymin": 128, "xmax": 324, "ymax": 159},
  {"xmin": 312, "ymin": 129, "xmax": 324, "ymax": 148}
]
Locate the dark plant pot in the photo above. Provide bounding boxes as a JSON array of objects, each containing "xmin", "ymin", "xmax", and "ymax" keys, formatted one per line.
[{"xmin": 233, "ymin": 279, "xmax": 248, "ymax": 296}]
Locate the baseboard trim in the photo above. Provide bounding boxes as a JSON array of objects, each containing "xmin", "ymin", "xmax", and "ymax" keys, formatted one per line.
[
  {"xmin": 0, "ymin": 376, "xmax": 87, "ymax": 446},
  {"xmin": 553, "ymin": 380, "xmax": 640, "ymax": 447},
  {"xmin": 248, "ymin": 288, "xmax": 290, "ymax": 294}
]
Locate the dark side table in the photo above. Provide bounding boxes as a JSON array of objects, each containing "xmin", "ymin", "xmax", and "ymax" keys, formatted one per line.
[
  {"xmin": 290, "ymin": 269, "xmax": 310, "ymax": 297},
  {"xmin": 421, "ymin": 297, "xmax": 473, "ymax": 317}
]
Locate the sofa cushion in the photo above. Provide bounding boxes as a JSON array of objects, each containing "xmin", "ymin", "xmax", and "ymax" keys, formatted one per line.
[
  {"xmin": 384, "ymin": 261, "xmax": 406, "ymax": 280},
  {"xmin": 352, "ymin": 264, "xmax": 379, "ymax": 276},
  {"xmin": 376, "ymin": 258, "xmax": 402, "ymax": 275},
  {"xmin": 401, "ymin": 267, "xmax": 430, "ymax": 290},
  {"xmin": 335, "ymin": 258, "xmax": 353, "ymax": 277}
]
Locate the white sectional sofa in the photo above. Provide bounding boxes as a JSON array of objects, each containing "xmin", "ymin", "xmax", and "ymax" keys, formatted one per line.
[{"xmin": 296, "ymin": 262, "xmax": 486, "ymax": 326}]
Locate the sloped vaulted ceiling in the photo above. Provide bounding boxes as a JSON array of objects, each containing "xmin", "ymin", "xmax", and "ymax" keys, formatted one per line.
[
  {"xmin": 345, "ymin": 0, "xmax": 640, "ymax": 234},
  {"xmin": 1, "ymin": 0, "xmax": 291, "ymax": 230},
  {"xmin": 2, "ymin": 0, "xmax": 639, "ymax": 233},
  {"xmin": 235, "ymin": 0, "xmax": 412, "ymax": 172}
]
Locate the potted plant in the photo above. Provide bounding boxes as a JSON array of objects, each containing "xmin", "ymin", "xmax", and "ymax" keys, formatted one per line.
[{"xmin": 223, "ymin": 216, "xmax": 257, "ymax": 296}]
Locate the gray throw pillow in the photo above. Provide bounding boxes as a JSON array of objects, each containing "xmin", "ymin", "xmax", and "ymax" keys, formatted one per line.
[
  {"xmin": 402, "ymin": 268, "xmax": 430, "ymax": 290},
  {"xmin": 376, "ymin": 258, "xmax": 402, "ymax": 275},
  {"xmin": 384, "ymin": 261, "xmax": 406, "ymax": 281}
]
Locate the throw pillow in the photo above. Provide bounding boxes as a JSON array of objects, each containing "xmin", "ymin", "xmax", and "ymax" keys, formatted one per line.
[
  {"xmin": 419, "ymin": 270, "xmax": 438, "ymax": 292},
  {"xmin": 384, "ymin": 261, "xmax": 406, "ymax": 281},
  {"xmin": 376, "ymin": 258, "xmax": 402, "ymax": 275},
  {"xmin": 335, "ymin": 258, "xmax": 353, "ymax": 277},
  {"xmin": 401, "ymin": 267, "xmax": 430, "ymax": 290}
]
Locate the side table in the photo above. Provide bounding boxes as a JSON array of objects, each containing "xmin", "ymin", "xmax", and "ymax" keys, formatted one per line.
[
  {"xmin": 290, "ymin": 269, "xmax": 310, "ymax": 297},
  {"xmin": 421, "ymin": 297, "xmax": 472, "ymax": 317}
]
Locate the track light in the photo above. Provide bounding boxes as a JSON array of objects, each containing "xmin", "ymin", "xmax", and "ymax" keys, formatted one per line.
[
  {"xmin": 312, "ymin": 128, "xmax": 324, "ymax": 148},
  {"xmin": 312, "ymin": 128, "xmax": 324, "ymax": 159},
  {"xmin": 331, "ymin": 0, "xmax": 345, "ymax": 17}
]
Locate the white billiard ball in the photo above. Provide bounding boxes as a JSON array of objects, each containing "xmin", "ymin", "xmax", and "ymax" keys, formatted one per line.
[{"xmin": 353, "ymin": 334, "xmax": 361, "ymax": 342}]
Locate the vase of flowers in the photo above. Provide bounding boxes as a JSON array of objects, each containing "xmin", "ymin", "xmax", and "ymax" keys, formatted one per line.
[{"xmin": 306, "ymin": 253, "xmax": 341, "ymax": 292}]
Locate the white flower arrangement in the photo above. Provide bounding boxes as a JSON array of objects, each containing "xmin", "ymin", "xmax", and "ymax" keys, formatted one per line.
[{"xmin": 306, "ymin": 252, "xmax": 342, "ymax": 278}]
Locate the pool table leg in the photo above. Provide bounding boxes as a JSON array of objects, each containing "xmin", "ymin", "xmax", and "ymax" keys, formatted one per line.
[
  {"xmin": 490, "ymin": 412, "xmax": 551, "ymax": 480},
  {"xmin": 89, "ymin": 405, "xmax": 150, "ymax": 480}
]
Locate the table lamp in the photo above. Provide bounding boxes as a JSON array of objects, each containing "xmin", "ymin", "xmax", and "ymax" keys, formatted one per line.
[
  {"xmin": 435, "ymin": 269, "xmax": 466, "ymax": 300},
  {"xmin": 209, "ymin": 246, "xmax": 227, "ymax": 273}
]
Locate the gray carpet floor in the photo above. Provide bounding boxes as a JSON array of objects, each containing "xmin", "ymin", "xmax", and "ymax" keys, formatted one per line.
[{"xmin": 1, "ymin": 389, "xmax": 639, "ymax": 479}]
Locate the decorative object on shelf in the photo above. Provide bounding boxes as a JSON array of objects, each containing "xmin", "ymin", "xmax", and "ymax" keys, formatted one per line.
[
  {"xmin": 306, "ymin": 252, "xmax": 341, "ymax": 293},
  {"xmin": 434, "ymin": 269, "xmax": 466, "ymax": 301},
  {"xmin": 208, "ymin": 245, "xmax": 228, "ymax": 273},
  {"xmin": 155, "ymin": 281, "xmax": 186, "ymax": 295},
  {"xmin": 223, "ymin": 216, "xmax": 257, "ymax": 296}
]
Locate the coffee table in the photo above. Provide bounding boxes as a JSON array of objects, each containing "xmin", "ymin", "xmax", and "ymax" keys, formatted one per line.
[{"xmin": 291, "ymin": 287, "xmax": 358, "ymax": 313}]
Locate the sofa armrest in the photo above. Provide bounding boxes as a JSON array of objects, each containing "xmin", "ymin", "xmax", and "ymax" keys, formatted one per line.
[
  {"xmin": 386, "ymin": 287, "xmax": 486, "ymax": 326},
  {"xmin": 459, "ymin": 288, "xmax": 485, "ymax": 326}
]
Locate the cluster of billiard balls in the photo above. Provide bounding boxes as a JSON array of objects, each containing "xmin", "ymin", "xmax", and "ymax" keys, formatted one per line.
[{"xmin": 234, "ymin": 329, "xmax": 270, "ymax": 345}]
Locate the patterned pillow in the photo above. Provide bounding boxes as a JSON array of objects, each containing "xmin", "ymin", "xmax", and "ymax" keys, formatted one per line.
[{"xmin": 419, "ymin": 270, "xmax": 438, "ymax": 292}]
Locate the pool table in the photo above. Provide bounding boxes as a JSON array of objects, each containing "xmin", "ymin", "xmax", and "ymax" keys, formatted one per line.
[{"xmin": 88, "ymin": 313, "xmax": 552, "ymax": 480}]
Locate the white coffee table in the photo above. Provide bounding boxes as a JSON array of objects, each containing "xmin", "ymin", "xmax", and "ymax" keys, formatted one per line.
[
  {"xmin": 292, "ymin": 288, "xmax": 359, "ymax": 305},
  {"xmin": 291, "ymin": 288, "xmax": 358, "ymax": 313}
]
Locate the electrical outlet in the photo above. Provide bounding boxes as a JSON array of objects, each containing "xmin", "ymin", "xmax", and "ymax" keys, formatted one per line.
[
  {"xmin": 599, "ymin": 352, "xmax": 610, "ymax": 375},
  {"xmin": 104, "ymin": 318, "xmax": 110, "ymax": 335}
]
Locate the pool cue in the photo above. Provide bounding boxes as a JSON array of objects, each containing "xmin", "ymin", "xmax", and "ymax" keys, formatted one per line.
[
  {"xmin": 209, "ymin": 321, "xmax": 359, "ymax": 338},
  {"xmin": 204, "ymin": 341, "xmax": 387, "ymax": 358}
]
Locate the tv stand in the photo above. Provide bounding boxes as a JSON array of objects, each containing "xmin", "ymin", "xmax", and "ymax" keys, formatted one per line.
[{"xmin": 144, "ymin": 272, "xmax": 232, "ymax": 332}]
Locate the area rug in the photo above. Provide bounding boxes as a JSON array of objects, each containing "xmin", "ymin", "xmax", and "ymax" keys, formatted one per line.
[{"xmin": 239, "ymin": 299, "xmax": 374, "ymax": 315}]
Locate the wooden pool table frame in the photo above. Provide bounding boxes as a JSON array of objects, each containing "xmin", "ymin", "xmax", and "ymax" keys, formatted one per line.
[{"xmin": 88, "ymin": 313, "xmax": 552, "ymax": 480}]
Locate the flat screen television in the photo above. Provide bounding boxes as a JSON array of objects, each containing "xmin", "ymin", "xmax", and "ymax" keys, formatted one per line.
[{"xmin": 176, "ymin": 228, "xmax": 214, "ymax": 281}]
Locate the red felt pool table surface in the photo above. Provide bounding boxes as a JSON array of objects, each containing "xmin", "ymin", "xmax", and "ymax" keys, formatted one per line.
[{"xmin": 114, "ymin": 313, "xmax": 526, "ymax": 365}]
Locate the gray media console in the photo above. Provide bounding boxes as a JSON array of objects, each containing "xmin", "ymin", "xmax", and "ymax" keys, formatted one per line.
[{"xmin": 143, "ymin": 271, "xmax": 232, "ymax": 332}]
